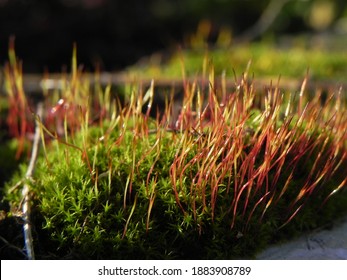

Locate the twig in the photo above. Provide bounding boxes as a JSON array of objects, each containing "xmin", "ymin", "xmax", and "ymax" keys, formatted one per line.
[{"xmin": 21, "ymin": 101, "xmax": 43, "ymax": 260}]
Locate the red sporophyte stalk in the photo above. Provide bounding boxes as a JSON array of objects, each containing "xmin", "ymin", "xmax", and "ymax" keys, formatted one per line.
[
  {"xmin": 4, "ymin": 40, "xmax": 34, "ymax": 158},
  {"xmin": 167, "ymin": 74, "xmax": 347, "ymax": 231},
  {"xmin": 4, "ymin": 43, "xmax": 347, "ymax": 235}
]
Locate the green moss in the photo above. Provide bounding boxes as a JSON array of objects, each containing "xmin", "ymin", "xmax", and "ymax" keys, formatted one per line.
[
  {"xmin": 0, "ymin": 140, "xmax": 22, "ymax": 188},
  {"xmin": 4, "ymin": 106, "xmax": 347, "ymax": 259},
  {"xmin": 128, "ymin": 43, "xmax": 347, "ymax": 81},
  {"xmin": 3, "ymin": 43, "xmax": 347, "ymax": 259}
]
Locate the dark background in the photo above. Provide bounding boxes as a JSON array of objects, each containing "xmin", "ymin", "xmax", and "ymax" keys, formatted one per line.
[{"xmin": 1, "ymin": 0, "xmax": 346, "ymax": 72}]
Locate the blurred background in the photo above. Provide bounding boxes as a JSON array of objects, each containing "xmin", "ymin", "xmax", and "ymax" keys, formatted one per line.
[{"xmin": 0, "ymin": 0, "xmax": 347, "ymax": 73}]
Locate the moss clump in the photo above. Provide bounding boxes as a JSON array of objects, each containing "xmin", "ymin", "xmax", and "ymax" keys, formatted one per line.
[
  {"xmin": 2, "ymin": 44, "xmax": 347, "ymax": 259},
  {"xmin": 4, "ymin": 73, "xmax": 347, "ymax": 259},
  {"xmin": 128, "ymin": 42, "xmax": 347, "ymax": 82}
]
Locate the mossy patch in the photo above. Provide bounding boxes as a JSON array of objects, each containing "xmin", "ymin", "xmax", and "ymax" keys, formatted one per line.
[
  {"xmin": 128, "ymin": 43, "xmax": 347, "ymax": 81},
  {"xmin": 2, "ymin": 43, "xmax": 347, "ymax": 259},
  {"xmin": 4, "ymin": 83, "xmax": 347, "ymax": 259}
]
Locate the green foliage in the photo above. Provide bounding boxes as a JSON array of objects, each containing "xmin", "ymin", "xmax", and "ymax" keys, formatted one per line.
[
  {"xmin": 5, "ymin": 78, "xmax": 347, "ymax": 259},
  {"xmin": 3, "ymin": 44, "xmax": 347, "ymax": 259},
  {"xmin": 129, "ymin": 43, "xmax": 347, "ymax": 81},
  {"xmin": 0, "ymin": 139, "xmax": 25, "ymax": 188}
]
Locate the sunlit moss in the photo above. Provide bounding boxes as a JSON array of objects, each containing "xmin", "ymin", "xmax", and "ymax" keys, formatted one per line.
[
  {"xmin": 128, "ymin": 43, "xmax": 347, "ymax": 81},
  {"xmin": 2, "ymin": 44, "xmax": 347, "ymax": 259}
]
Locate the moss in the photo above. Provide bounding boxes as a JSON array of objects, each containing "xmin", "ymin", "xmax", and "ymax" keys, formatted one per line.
[
  {"xmin": 128, "ymin": 43, "xmax": 347, "ymax": 81},
  {"xmin": 2, "ymin": 43, "xmax": 347, "ymax": 259},
  {"xmin": 5, "ymin": 103, "xmax": 347, "ymax": 259},
  {"xmin": 0, "ymin": 140, "xmax": 23, "ymax": 188}
]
